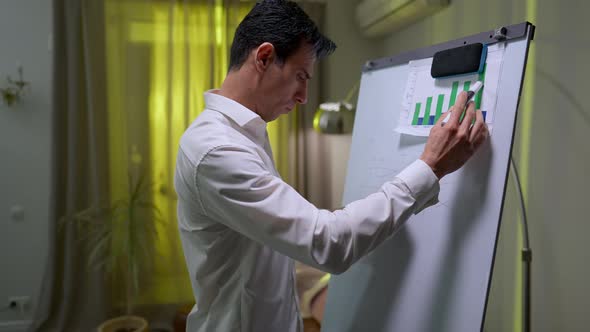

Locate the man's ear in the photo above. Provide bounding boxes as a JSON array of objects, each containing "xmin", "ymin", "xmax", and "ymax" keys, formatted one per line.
[{"xmin": 254, "ymin": 42, "xmax": 275, "ymax": 72}]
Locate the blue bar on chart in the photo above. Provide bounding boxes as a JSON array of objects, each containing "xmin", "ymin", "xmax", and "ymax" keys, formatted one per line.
[
  {"xmin": 412, "ymin": 102, "xmax": 421, "ymax": 125},
  {"xmin": 415, "ymin": 97, "xmax": 432, "ymax": 125},
  {"xmin": 423, "ymin": 97, "xmax": 433, "ymax": 125}
]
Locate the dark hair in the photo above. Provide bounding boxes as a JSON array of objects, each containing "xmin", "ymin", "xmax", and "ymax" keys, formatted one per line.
[{"xmin": 228, "ymin": 0, "xmax": 336, "ymax": 71}]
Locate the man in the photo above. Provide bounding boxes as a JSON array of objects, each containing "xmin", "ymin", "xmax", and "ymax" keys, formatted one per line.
[{"xmin": 174, "ymin": 0, "xmax": 489, "ymax": 331}]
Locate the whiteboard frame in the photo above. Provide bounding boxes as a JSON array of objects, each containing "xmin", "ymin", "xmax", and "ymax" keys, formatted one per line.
[
  {"xmin": 363, "ymin": 22, "xmax": 534, "ymax": 72},
  {"xmin": 322, "ymin": 22, "xmax": 535, "ymax": 332}
]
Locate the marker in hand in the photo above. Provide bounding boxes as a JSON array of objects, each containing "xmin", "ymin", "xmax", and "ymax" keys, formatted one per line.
[{"xmin": 442, "ymin": 81, "xmax": 483, "ymax": 124}]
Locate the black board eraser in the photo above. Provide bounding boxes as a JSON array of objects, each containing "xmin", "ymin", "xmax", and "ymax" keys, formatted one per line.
[{"xmin": 431, "ymin": 43, "xmax": 487, "ymax": 78}]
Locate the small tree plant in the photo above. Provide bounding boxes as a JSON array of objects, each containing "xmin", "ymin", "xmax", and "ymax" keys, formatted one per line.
[{"xmin": 61, "ymin": 172, "xmax": 162, "ymax": 319}]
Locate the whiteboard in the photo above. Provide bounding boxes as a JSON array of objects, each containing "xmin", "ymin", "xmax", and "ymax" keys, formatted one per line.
[{"xmin": 322, "ymin": 23, "xmax": 534, "ymax": 332}]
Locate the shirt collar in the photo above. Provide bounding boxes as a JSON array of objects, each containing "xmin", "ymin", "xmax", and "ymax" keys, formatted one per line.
[{"xmin": 204, "ymin": 90, "xmax": 266, "ymax": 129}]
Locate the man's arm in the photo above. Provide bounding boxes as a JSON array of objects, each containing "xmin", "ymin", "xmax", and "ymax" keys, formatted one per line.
[
  {"xmin": 194, "ymin": 91, "xmax": 487, "ymax": 275},
  {"xmin": 195, "ymin": 144, "xmax": 438, "ymax": 275}
]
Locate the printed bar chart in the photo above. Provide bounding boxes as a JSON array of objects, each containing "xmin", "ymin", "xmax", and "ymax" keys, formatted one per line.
[
  {"xmin": 410, "ymin": 76, "xmax": 489, "ymax": 125},
  {"xmin": 413, "ymin": 95, "xmax": 445, "ymax": 126},
  {"xmin": 397, "ymin": 46, "xmax": 502, "ymax": 137},
  {"xmin": 412, "ymin": 79, "xmax": 469, "ymax": 125}
]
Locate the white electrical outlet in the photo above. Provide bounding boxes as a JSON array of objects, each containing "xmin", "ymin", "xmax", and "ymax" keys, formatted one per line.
[
  {"xmin": 7, "ymin": 296, "xmax": 30, "ymax": 314},
  {"xmin": 9, "ymin": 205, "xmax": 25, "ymax": 222}
]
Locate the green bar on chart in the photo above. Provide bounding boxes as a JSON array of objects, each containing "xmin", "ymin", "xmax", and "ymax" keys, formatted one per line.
[
  {"xmin": 463, "ymin": 81, "xmax": 471, "ymax": 92},
  {"xmin": 460, "ymin": 81, "xmax": 471, "ymax": 122},
  {"xmin": 475, "ymin": 64, "xmax": 486, "ymax": 109},
  {"xmin": 448, "ymin": 81, "xmax": 459, "ymax": 109},
  {"xmin": 424, "ymin": 96, "xmax": 433, "ymax": 125},
  {"xmin": 412, "ymin": 102, "xmax": 421, "ymax": 125},
  {"xmin": 435, "ymin": 94, "xmax": 445, "ymax": 122}
]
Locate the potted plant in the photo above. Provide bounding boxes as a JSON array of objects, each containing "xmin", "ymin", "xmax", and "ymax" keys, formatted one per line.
[{"xmin": 61, "ymin": 172, "xmax": 162, "ymax": 332}]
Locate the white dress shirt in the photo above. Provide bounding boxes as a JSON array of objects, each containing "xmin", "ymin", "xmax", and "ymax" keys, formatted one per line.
[{"xmin": 174, "ymin": 90, "xmax": 440, "ymax": 332}]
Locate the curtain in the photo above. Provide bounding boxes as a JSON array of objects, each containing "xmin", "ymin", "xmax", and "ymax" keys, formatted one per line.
[
  {"xmin": 30, "ymin": 1, "xmax": 111, "ymax": 331},
  {"xmin": 32, "ymin": 0, "xmax": 327, "ymax": 330},
  {"xmin": 103, "ymin": 0, "xmax": 328, "ymax": 308},
  {"xmin": 103, "ymin": 0, "xmax": 255, "ymax": 306}
]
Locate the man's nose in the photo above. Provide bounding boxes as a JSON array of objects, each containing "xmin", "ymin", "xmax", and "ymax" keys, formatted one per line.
[{"xmin": 295, "ymin": 82, "xmax": 308, "ymax": 105}]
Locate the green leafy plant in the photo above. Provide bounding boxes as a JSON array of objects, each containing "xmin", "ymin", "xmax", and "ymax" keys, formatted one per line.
[
  {"xmin": 61, "ymin": 172, "xmax": 162, "ymax": 315},
  {"xmin": 0, "ymin": 66, "xmax": 30, "ymax": 107}
]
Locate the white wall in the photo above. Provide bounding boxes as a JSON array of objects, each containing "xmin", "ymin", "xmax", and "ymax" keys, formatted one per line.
[
  {"xmin": 0, "ymin": 0, "xmax": 53, "ymax": 328},
  {"xmin": 1, "ymin": 1, "xmax": 588, "ymax": 331},
  {"xmin": 319, "ymin": 0, "xmax": 382, "ymax": 209},
  {"xmin": 322, "ymin": 0, "xmax": 590, "ymax": 331}
]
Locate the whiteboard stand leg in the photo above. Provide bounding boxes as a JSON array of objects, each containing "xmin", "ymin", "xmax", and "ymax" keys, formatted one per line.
[
  {"xmin": 522, "ymin": 247, "xmax": 532, "ymax": 332},
  {"xmin": 510, "ymin": 156, "xmax": 532, "ymax": 332}
]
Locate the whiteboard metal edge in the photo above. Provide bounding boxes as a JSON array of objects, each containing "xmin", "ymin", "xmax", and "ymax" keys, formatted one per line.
[
  {"xmin": 480, "ymin": 24, "xmax": 535, "ymax": 332},
  {"xmin": 363, "ymin": 22, "xmax": 535, "ymax": 72}
]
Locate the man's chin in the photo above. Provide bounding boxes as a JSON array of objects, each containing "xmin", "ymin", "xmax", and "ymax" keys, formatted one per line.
[{"xmin": 266, "ymin": 108, "xmax": 292, "ymax": 122}]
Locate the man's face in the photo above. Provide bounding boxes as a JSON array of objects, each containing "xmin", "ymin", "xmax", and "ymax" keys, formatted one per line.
[{"xmin": 257, "ymin": 44, "xmax": 316, "ymax": 122}]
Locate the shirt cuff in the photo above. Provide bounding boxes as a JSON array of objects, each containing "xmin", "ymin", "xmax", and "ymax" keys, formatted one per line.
[{"xmin": 395, "ymin": 159, "xmax": 440, "ymax": 212}]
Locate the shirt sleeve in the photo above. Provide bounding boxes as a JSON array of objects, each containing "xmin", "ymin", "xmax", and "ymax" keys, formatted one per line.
[{"xmin": 195, "ymin": 145, "xmax": 439, "ymax": 275}]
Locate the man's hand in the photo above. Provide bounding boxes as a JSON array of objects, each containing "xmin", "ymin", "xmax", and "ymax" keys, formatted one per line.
[{"xmin": 420, "ymin": 91, "xmax": 489, "ymax": 179}]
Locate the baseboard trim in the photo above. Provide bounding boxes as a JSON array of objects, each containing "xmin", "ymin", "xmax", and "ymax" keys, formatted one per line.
[{"xmin": 0, "ymin": 320, "xmax": 32, "ymax": 332}]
